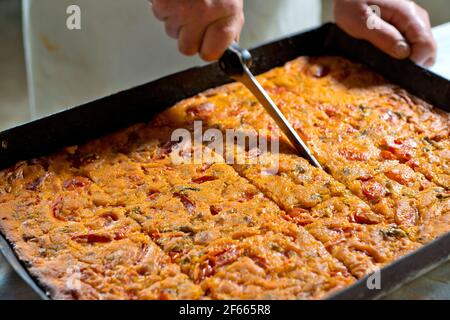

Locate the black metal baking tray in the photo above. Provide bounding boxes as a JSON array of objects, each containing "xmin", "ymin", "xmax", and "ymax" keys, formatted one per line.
[{"xmin": 0, "ymin": 23, "xmax": 449, "ymax": 300}]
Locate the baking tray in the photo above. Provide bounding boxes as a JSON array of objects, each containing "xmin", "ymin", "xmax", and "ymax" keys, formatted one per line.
[{"xmin": 0, "ymin": 23, "xmax": 449, "ymax": 300}]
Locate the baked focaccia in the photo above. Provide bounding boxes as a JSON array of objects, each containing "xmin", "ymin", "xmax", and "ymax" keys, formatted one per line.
[{"xmin": 0, "ymin": 56, "xmax": 448, "ymax": 299}]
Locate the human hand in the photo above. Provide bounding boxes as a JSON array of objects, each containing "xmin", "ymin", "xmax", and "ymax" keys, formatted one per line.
[
  {"xmin": 334, "ymin": 0, "xmax": 437, "ymax": 67},
  {"xmin": 150, "ymin": 0, "xmax": 245, "ymax": 61}
]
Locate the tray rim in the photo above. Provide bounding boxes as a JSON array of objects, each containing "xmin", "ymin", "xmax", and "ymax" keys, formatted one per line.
[{"xmin": 0, "ymin": 234, "xmax": 49, "ymax": 300}]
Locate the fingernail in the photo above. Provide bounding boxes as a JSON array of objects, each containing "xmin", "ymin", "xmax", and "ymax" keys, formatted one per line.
[{"xmin": 394, "ymin": 40, "xmax": 411, "ymax": 59}]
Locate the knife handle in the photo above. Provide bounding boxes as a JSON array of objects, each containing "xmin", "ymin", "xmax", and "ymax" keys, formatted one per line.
[{"xmin": 219, "ymin": 42, "xmax": 253, "ymax": 78}]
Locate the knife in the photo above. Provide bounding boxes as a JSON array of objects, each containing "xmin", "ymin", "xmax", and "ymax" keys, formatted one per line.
[{"xmin": 219, "ymin": 43, "xmax": 323, "ymax": 169}]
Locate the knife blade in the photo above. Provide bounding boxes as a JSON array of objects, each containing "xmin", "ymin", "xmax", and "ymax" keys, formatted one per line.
[{"xmin": 219, "ymin": 43, "xmax": 323, "ymax": 169}]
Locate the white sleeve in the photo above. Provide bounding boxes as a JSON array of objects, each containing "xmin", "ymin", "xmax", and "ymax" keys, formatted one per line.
[
  {"xmin": 241, "ymin": 0, "xmax": 321, "ymax": 47},
  {"xmin": 23, "ymin": 0, "xmax": 321, "ymax": 119},
  {"xmin": 23, "ymin": 0, "xmax": 204, "ymax": 118}
]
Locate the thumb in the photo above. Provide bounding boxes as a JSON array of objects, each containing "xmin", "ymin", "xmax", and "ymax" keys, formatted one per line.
[{"xmin": 338, "ymin": 7, "xmax": 411, "ymax": 60}]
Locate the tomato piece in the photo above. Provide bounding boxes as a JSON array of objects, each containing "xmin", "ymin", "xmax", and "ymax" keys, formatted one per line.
[
  {"xmin": 237, "ymin": 191, "xmax": 256, "ymax": 203},
  {"xmin": 149, "ymin": 230, "xmax": 161, "ymax": 240},
  {"xmin": 51, "ymin": 196, "xmax": 64, "ymax": 221},
  {"xmin": 292, "ymin": 122, "xmax": 310, "ymax": 142},
  {"xmin": 214, "ymin": 247, "xmax": 241, "ymax": 268},
  {"xmin": 186, "ymin": 102, "xmax": 215, "ymax": 120},
  {"xmin": 209, "ymin": 206, "xmax": 220, "ymax": 216},
  {"xmin": 353, "ymin": 208, "xmax": 382, "ymax": 225},
  {"xmin": 197, "ymin": 261, "xmax": 214, "ymax": 283},
  {"xmin": 361, "ymin": 179, "xmax": 386, "ymax": 202},
  {"xmin": 72, "ymin": 233, "xmax": 112, "ymax": 244},
  {"xmin": 380, "ymin": 150, "xmax": 397, "ymax": 160},
  {"xmin": 63, "ymin": 176, "xmax": 91, "ymax": 191},
  {"xmin": 157, "ymin": 140, "xmax": 179, "ymax": 158},
  {"xmin": 323, "ymin": 105, "xmax": 338, "ymax": 117},
  {"xmin": 68, "ymin": 152, "xmax": 99, "ymax": 168},
  {"xmin": 385, "ymin": 168, "xmax": 414, "ymax": 185},
  {"xmin": 357, "ymin": 174, "xmax": 374, "ymax": 182},
  {"xmin": 148, "ymin": 191, "xmax": 161, "ymax": 200},
  {"xmin": 247, "ymin": 254, "xmax": 268, "ymax": 269},
  {"xmin": 51, "ymin": 196, "xmax": 81, "ymax": 222},
  {"xmin": 345, "ymin": 125, "xmax": 359, "ymax": 134},
  {"xmin": 25, "ymin": 173, "xmax": 49, "ymax": 191},
  {"xmin": 406, "ymin": 159, "xmax": 420, "ymax": 170},
  {"xmin": 197, "ymin": 246, "xmax": 241, "ymax": 282},
  {"xmin": 430, "ymin": 132, "xmax": 447, "ymax": 142},
  {"xmin": 157, "ymin": 291, "xmax": 171, "ymax": 300},
  {"xmin": 381, "ymin": 137, "xmax": 416, "ymax": 163},
  {"xmin": 339, "ymin": 148, "xmax": 370, "ymax": 161},
  {"xmin": 283, "ymin": 207, "xmax": 314, "ymax": 226},
  {"xmin": 192, "ymin": 176, "xmax": 217, "ymax": 184},
  {"xmin": 113, "ymin": 227, "xmax": 128, "ymax": 240},
  {"xmin": 168, "ymin": 250, "xmax": 184, "ymax": 262},
  {"xmin": 174, "ymin": 193, "xmax": 195, "ymax": 214}
]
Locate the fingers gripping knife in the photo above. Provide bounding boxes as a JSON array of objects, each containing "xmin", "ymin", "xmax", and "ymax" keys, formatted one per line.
[{"xmin": 219, "ymin": 43, "xmax": 323, "ymax": 169}]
